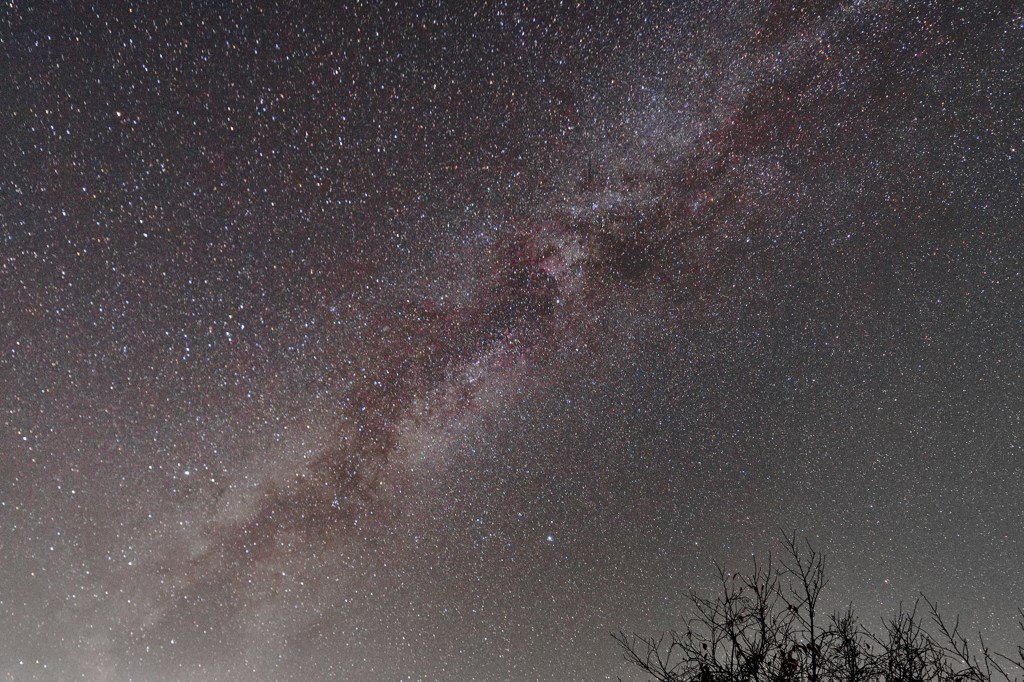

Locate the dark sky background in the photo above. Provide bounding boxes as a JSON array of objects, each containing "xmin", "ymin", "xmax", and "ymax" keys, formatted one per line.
[{"xmin": 2, "ymin": 1, "xmax": 1023, "ymax": 680}]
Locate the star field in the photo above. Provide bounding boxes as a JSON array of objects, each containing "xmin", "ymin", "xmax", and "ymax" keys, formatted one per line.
[{"xmin": 2, "ymin": 1, "xmax": 1023, "ymax": 680}]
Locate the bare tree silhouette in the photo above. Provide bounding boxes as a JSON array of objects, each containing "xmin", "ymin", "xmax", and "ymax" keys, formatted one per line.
[{"xmin": 615, "ymin": 534, "xmax": 1024, "ymax": 682}]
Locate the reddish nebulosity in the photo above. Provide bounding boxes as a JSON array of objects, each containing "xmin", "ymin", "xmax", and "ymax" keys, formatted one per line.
[{"xmin": 140, "ymin": 3, "xmax": 931, "ymax": 579}]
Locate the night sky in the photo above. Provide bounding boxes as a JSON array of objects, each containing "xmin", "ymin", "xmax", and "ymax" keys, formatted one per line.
[{"xmin": 2, "ymin": 1, "xmax": 1023, "ymax": 680}]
